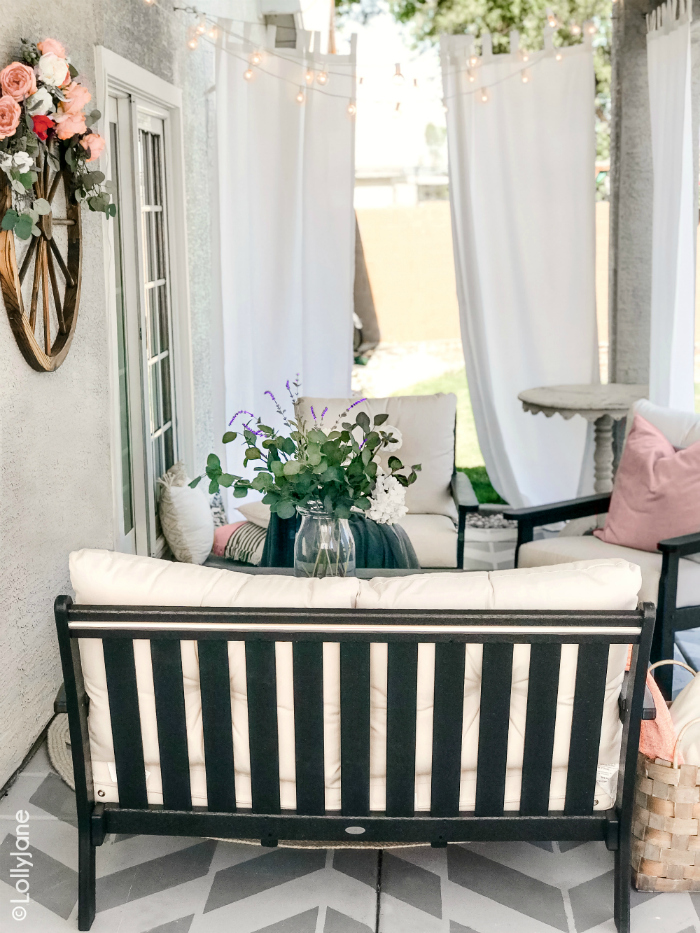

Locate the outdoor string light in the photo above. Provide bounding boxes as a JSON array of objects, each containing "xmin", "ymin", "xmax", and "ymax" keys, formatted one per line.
[{"xmin": 155, "ymin": 0, "xmax": 589, "ymax": 109}]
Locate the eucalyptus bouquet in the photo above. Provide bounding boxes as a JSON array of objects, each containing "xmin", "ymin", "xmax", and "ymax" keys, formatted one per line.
[{"xmin": 191, "ymin": 382, "xmax": 421, "ymax": 523}]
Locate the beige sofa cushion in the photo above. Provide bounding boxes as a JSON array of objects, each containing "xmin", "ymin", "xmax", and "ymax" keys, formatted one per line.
[
  {"xmin": 519, "ymin": 535, "xmax": 700, "ymax": 608},
  {"xmin": 70, "ymin": 549, "xmax": 641, "ymax": 813},
  {"xmin": 297, "ymin": 394, "xmax": 458, "ymax": 520},
  {"xmin": 397, "ymin": 513, "xmax": 457, "ymax": 568}
]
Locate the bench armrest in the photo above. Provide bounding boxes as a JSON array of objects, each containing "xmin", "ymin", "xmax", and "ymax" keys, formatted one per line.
[
  {"xmin": 618, "ymin": 671, "xmax": 657, "ymax": 721},
  {"xmin": 658, "ymin": 530, "xmax": 700, "ymax": 557},
  {"xmin": 451, "ymin": 471, "xmax": 479, "ymax": 510},
  {"xmin": 502, "ymin": 493, "xmax": 612, "ymax": 526}
]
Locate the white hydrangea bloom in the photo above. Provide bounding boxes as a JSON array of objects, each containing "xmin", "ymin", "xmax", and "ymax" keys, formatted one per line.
[{"xmin": 368, "ymin": 466, "xmax": 408, "ymax": 525}]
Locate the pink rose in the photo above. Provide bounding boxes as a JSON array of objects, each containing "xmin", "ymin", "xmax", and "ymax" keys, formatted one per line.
[
  {"xmin": 0, "ymin": 62, "xmax": 37, "ymax": 101},
  {"xmin": 80, "ymin": 133, "xmax": 105, "ymax": 162},
  {"xmin": 0, "ymin": 95, "xmax": 21, "ymax": 139},
  {"xmin": 59, "ymin": 81, "xmax": 91, "ymax": 116},
  {"xmin": 37, "ymin": 38, "xmax": 67, "ymax": 58},
  {"xmin": 55, "ymin": 110, "xmax": 86, "ymax": 140}
]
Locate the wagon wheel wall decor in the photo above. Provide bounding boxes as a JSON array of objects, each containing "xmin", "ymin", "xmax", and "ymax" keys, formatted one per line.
[{"xmin": 0, "ymin": 152, "xmax": 82, "ymax": 372}]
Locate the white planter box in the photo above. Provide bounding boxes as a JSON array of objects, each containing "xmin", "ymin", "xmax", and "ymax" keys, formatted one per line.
[{"xmin": 462, "ymin": 525, "xmax": 518, "ymax": 571}]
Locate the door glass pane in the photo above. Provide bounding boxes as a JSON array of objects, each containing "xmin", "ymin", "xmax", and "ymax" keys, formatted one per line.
[
  {"xmin": 110, "ymin": 119, "xmax": 134, "ymax": 537},
  {"xmin": 139, "ymin": 122, "xmax": 177, "ymax": 542}
]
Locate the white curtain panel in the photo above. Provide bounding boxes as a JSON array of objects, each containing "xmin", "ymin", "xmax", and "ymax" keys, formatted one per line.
[
  {"xmin": 441, "ymin": 32, "xmax": 599, "ymax": 507},
  {"xmin": 647, "ymin": 0, "xmax": 695, "ymax": 411},
  {"xmin": 216, "ymin": 26, "xmax": 356, "ymax": 446}
]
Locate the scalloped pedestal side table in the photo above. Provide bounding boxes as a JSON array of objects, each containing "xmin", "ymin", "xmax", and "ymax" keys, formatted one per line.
[{"xmin": 518, "ymin": 384, "xmax": 648, "ymax": 494}]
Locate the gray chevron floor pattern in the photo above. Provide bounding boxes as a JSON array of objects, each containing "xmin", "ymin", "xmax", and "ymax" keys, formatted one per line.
[{"xmin": 2, "ymin": 743, "xmax": 700, "ymax": 932}]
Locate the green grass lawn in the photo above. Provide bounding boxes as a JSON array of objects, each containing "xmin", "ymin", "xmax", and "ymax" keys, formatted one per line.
[{"xmin": 391, "ymin": 368, "xmax": 506, "ymax": 504}]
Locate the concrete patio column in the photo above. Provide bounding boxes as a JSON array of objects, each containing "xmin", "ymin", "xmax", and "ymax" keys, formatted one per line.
[
  {"xmin": 608, "ymin": 0, "xmax": 655, "ymax": 386},
  {"xmin": 609, "ymin": 0, "xmax": 700, "ymax": 387}
]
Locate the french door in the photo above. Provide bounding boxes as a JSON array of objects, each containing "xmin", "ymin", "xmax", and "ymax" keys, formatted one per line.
[{"xmin": 106, "ymin": 94, "xmax": 179, "ymax": 556}]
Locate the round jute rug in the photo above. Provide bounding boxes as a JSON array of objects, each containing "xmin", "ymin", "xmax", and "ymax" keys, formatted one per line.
[{"xmin": 47, "ymin": 714, "xmax": 423, "ymax": 849}]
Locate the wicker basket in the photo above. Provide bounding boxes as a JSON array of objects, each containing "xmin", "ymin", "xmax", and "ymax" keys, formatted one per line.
[{"xmin": 631, "ymin": 659, "xmax": 700, "ymax": 892}]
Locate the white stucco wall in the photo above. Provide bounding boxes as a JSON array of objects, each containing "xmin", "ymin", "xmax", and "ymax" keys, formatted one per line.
[{"xmin": 0, "ymin": 0, "xmax": 227, "ymax": 786}]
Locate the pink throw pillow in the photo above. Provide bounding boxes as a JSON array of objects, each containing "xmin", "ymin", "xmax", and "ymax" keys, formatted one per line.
[
  {"xmin": 594, "ymin": 414, "xmax": 700, "ymax": 552},
  {"xmin": 212, "ymin": 522, "xmax": 244, "ymax": 557}
]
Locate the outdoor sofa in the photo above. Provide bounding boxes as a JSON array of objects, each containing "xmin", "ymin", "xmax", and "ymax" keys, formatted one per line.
[{"xmin": 57, "ymin": 548, "xmax": 653, "ymax": 932}]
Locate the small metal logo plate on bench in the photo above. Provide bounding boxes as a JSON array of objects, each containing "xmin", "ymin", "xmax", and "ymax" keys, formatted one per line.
[{"xmin": 345, "ymin": 826, "xmax": 366, "ymax": 834}]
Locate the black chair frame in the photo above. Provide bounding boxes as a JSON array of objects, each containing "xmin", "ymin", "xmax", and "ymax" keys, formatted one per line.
[
  {"xmin": 55, "ymin": 596, "xmax": 654, "ymax": 932},
  {"xmin": 503, "ymin": 493, "xmax": 700, "ymax": 699}
]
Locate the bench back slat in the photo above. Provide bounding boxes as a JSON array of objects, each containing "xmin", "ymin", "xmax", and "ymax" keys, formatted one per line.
[
  {"xmin": 292, "ymin": 642, "xmax": 326, "ymax": 815},
  {"xmin": 430, "ymin": 642, "xmax": 466, "ymax": 817},
  {"xmin": 386, "ymin": 643, "xmax": 419, "ymax": 817},
  {"xmin": 565, "ymin": 642, "xmax": 610, "ymax": 815},
  {"xmin": 520, "ymin": 643, "xmax": 562, "ymax": 816},
  {"xmin": 475, "ymin": 643, "xmax": 514, "ymax": 816},
  {"xmin": 340, "ymin": 642, "xmax": 371, "ymax": 816},
  {"xmin": 150, "ymin": 641, "xmax": 192, "ymax": 810},
  {"xmin": 198, "ymin": 640, "xmax": 237, "ymax": 812},
  {"xmin": 245, "ymin": 641, "xmax": 281, "ymax": 814},
  {"xmin": 102, "ymin": 639, "xmax": 149, "ymax": 809}
]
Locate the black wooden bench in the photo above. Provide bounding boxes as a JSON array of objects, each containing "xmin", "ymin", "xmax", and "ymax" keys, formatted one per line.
[{"xmin": 54, "ymin": 596, "xmax": 654, "ymax": 932}]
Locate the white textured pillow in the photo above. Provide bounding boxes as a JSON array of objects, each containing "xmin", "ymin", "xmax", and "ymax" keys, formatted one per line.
[
  {"xmin": 159, "ymin": 484, "xmax": 214, "ymax": 564},
  {"xmin": 237, "ymin": 500, "xmax": 271, "ymax": 529}
]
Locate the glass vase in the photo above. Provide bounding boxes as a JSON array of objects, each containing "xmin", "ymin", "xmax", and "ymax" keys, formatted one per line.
[{"xmin": 293, "ymin": 504, "xmax": 356, "ymax": 578}]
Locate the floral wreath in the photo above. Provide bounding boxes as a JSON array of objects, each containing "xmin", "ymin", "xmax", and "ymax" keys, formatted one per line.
[{"xmin": 0, "ymin": 38, "xmax": 114, "ymax": 240}]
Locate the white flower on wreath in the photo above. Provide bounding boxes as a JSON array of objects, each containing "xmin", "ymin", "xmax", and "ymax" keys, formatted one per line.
[
  {"xmin": 25, "ymin": 87, "xmax": 55, "ymax": 116},
  {"xmin": 381, "ymin": 424, "xmax": 402, "ymax": 453},
  {"xmin": 0, "ymin": 151, "xmax": 33, "ymax": 174},
  {"xmin": 35, "ymin": 54, "xmax": 70, "ymax": 89},
  {"xmin": 368, "ymin": 466, "xmax": 408, "ymax": 525}
]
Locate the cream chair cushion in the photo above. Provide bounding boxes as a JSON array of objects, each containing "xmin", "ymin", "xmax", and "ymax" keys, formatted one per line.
[
  {"xmin": 397, "ymin": 514, "xmax": 458, "ymax": 568},
  {"xmin": 297, "ymin": 394, "xmax": 458, "ymax": 520},
  {"xmin": 626, "ymin": 399, "xmax": 700, "ymax": 449},
  {"xmin": 519, "ymin": 535, "xmax": 700, "ymax": 608},
  {"xmin": 70, "ymin": 549, "xmax": 641, "ymax": 814}
]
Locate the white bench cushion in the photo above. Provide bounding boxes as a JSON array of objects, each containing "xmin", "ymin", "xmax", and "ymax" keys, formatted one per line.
[
  {"xmin": 70, "ymin": 549, "xmax": 641, "ymax": 813},
  {"xmin": 297, "ymin": 394, "xmax": 458, "ymax": 520},
  {"xmin": 397, "ymin": 513, "xmax": 457, "ymax": 567},
  {"xmin": 519, "ymin": 535, "xmax": 700, "ymax": 608}
]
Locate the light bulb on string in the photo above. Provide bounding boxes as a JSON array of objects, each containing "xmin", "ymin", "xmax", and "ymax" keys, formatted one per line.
[
  {"xmin": 587, "ymin": 21, "xmax": 597, "ymax": 35},
  {"xmin": 251, "ymin": 50, "xmax": 263, "ymax": 66},
  {"xmin": 186, "ymin": 27, "xmax": 198, "ymax": 50},
  {"xmin": 519, "ymin": 49, "xmax": 530, "ymax": 63},
  {"xmin": 305, "ymin": 68, "xmax": 314, "ymax": 85},
  {"xmin": 547, "ymin": 11, "xmax": 558, "ymax": 28},
  {"xmin": 196, "ymin": 14, "xmax": 207, "ymax": 35},
  {"xmin": 570, "ymin": 22, "xmax": 582, "ymax": 35},
  {"xmin": 521, "ymin": 69, "xmax": 531, "ymax": 83},
  {"xmin": 555, "ymin": 51, "xmax": 563, "ymax": 61},
  {"xmin": 243, "ymin": 68, "xmax": 254, "ymax": 81},
  {"xmin": 316, "ymin": 71, "xmax": 328, "ymax": 85},
  {"xmin": 480, "ymin": 88, "xmax": 489, "ymax": 103},
  {"xmin": 143, "ymin": 0, "xmax": 156, "ymax": 5},
  {"xmin": 393, "ymin": 63, "xmax": 405, "ymax": 85},
  {"xmin": 208, "ymin": 23, "xmax": 219, "ymax": 40},
  {"xmin": 296, "ymin": 87, "xmax": 306, "ymax": 104},
  {"xmin": 468, "ymin": 55, "xmax": 480, "ymax": 68},
  {"xmin": 347, "ymin": 100, "xmax": 356, "ymax": 116},
  {"xmin": 467, "ymin": 68, "xmax": 476, "ymax": 82}
]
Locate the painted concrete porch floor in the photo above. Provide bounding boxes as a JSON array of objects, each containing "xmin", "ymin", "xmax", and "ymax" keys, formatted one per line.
[{"xmin": 2, "ymin": 743, "xmax": 700, "ymax": 933}]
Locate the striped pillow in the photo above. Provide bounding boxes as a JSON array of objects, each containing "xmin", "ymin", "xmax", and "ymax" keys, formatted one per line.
[{"xmin": 223, "ymin": 521, "xmax": 266, "ymax": 565}]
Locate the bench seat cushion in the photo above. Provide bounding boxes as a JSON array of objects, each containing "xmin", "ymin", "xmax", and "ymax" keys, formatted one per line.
[
  {"xmin": 519, "ymin": 535, "xmax": 700, "ymax": 608},
  {"xmin": 70, "ymin": 549, "xmax": 641, "ymax": 813}
]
